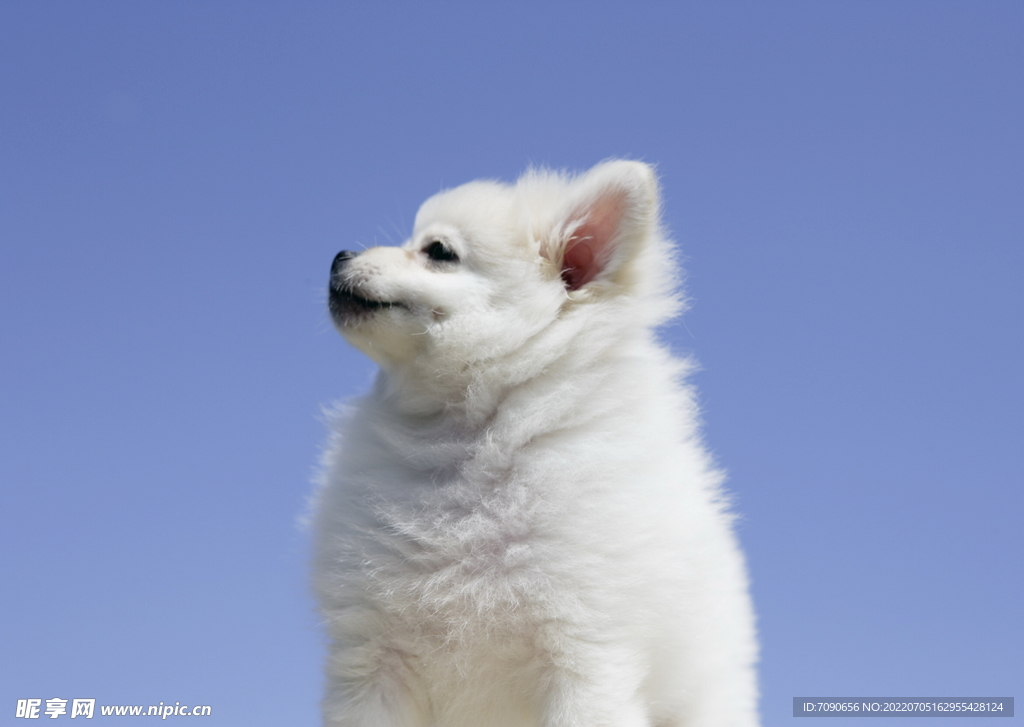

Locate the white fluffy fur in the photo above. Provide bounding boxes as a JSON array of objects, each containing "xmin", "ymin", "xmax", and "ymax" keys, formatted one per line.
[{"xmin": 312, "ymin": 161, "xmax": 758, "ymax": 727}]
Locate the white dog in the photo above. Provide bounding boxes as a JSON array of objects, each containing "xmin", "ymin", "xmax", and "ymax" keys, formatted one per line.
[{"xmin": 312, "ymin": 160, "xmax": 758, "ymax": 727}]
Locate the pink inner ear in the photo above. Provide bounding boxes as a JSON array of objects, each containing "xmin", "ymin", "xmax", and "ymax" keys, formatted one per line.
[
  {"xmin": 561, "ymin": 241, "xmax": 595, "ymax": 290},
  {"xmin": 560, "ymin": 191, "xmax": 626, "ymax": 291}
]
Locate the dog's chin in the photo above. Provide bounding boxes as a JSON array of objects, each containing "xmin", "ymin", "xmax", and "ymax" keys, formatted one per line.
[{"xmin": 329, "ymin": 285, "xmax": 405, "ymax": 327}]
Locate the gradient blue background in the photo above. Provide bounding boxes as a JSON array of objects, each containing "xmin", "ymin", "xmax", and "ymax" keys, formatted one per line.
[{"xmin": 2, "ymin": 2, "xmax": 1021, "ymax": 725}]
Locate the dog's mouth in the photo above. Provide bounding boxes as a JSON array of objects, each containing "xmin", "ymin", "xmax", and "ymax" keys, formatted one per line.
[{"xmin": 329, "ymin": 283, "xmax": 406, "ymax": 324}]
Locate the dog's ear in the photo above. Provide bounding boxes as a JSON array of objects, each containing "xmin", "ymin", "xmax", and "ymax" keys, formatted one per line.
[{"xmin": 552, "ymin": 160, "xmax": 659, "ymax": 291}]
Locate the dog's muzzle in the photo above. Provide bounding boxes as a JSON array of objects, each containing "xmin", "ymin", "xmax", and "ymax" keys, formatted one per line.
[{"xmin": 328, "ymin": 250, "xmax": 401, "ymax": 325}]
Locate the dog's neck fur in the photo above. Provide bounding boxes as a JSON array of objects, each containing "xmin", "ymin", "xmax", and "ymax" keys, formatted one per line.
[{"xmin": 370, "ymin": 300, "xmax": 654, "ymax": 443}]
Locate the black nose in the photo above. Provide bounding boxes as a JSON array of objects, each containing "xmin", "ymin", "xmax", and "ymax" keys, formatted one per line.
[{"xmin": 332, "ymin": 250, "xmax": 357, "ymax": 274}]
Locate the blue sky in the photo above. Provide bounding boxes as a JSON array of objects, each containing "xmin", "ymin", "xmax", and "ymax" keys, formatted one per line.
[{"xmin": 1, "ymin": 2, "xmax": 1021, "ymax": 725}]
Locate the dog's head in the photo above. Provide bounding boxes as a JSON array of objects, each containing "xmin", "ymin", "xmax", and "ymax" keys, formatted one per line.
[{"xmin": 329, "ymin": 160, "xmax": 678, "ymax": 399}]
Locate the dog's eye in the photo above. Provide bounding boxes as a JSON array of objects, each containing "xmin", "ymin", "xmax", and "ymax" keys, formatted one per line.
[{"xmin": 423, "ymin": 240, "xmax": 459, "ymax": 263}]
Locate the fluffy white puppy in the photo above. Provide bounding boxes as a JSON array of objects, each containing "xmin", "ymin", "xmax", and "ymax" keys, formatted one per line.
[{"xmin": 313, "ymin": 160, "xmax": 758, "ymax": 727}]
